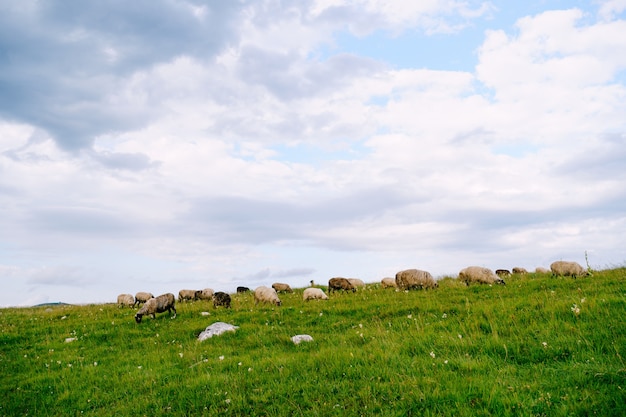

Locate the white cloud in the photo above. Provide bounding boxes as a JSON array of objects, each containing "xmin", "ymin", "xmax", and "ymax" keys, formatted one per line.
[
  {"xmin": 1, "ymin": 2, "xmax": 625, "ymax": 306},
  {"xmin": 597, "ymin": 0, "xmax": 626, "ymax": 20}
]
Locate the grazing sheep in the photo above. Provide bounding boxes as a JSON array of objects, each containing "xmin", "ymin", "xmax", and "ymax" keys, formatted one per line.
[
  {"xmin": 254, "ymin": 286, "xmax": 282, "ymax": 306},
  {"xmin": 117, "ymin": 294, "xmax": 135, "ymax": 308},
  {"xmin": 212, "ymin": 292, "xmax": 232, "ymax": 309},
  {"xmin": 236, "ymin": 286, "xmax": 250, "ymax": 293},
  {"xmin": 134, "ymin": 293, "xmax": 176, "ymax": 323},
  {"xmin": 381, "ymin": 277, "xmax": 397, "ymax": 288},
  {"xmin": 550, "ymin": 261, "xmax": 589, "ymax": 278},
  {"xmin": 535, "ymin": 267, "xmax": 550, "ymax": 274},
  {"xmin": 495, "ymin": 269, "xmax": 511, "ymax": 277},
  {"xmin": 395, "ymin": 269, "xmax": 438, "ymax": 290},
  {"xmin": 512, "ymin": 267, "xmax": 528, "ymax": 275},
  {"xmin": 458, "ymin": 266, "xmax": 505, "ymax": 286},
  {"xmin": 197, "ymin": 288, "xmax": 215, "ymax": 301},
  {"xmin": 303, "ymin": 287, "xmax": 329, "ymax": 301},
  {"xmin": 178, "ymin": 289, "xmax": 201, "ymax": 302},
  {"xmin": 328, "ymin": 277, "xmax": 356, "ymax": 293},
  {"xmin": 347, "ymin": 278, "xmax": 366, "ymax": 289},
  {"xmin": 133, "ymin": 292, "xmax": 153, "ymax": 307},
  {"xmin": 272, "ymin": 282, "xmax": 293, "ymax": 293}
]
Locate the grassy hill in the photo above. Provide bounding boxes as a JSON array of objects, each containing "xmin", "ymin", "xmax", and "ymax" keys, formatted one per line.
[{"xmin": 2, "ymin": 268, "xmax": 625, "ymax": 416}]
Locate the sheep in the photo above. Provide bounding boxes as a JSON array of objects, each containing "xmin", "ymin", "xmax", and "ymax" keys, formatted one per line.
[
  {"xmin": 328, "ymin": 277, "xmax": 356, "ymax": 293},
  {"xmin": 196, "ymin": 288, "xmax": 214, "ymax": 301},
  {"xmin": 133, "ymin": 292, "xmax": 153, "ymax": 307},
  {"xmin": 117, "ymin": 294, "xmax": 135, "ymax": 308},
  {"xmin": 134, "ymin": 293, "xmax": 176, "ymax": 323},
  {"xmin": 254, "ymin": 286, "xmax": 282, "ymax": 306},
  {"xmin": 272, "ymin": 282, "xmax": 293, "ymax": 293},
  {"xmin": 535, "ymin": 267, "xmax": 550, "ymax": 274},
  {"xmin": 347, "ymin": 278, "xmax": 365, "ymax": 290},
  {"xmin": 458, "ymin": 266, "xmax": 505, "ymax": 286},
  {"xmin": 178, "ymin": 289, "xmax": 201, "ymax": 302},
  {"xmin": 395, "ymin": 269, "xmax": 438, "ymax": 290},
  {"xmin": 381, "ymin": 277, "xmax": 397, "ymax": 288},
  {"xmin": 550, "ymin": 261, "xmax": 589, "ymax": 278},
  {"xmin": 212, "ymin": 292, "xmax": 232, "ymax": 309},
  {"xmin": 512, "ymin": 267, "xmax": 528, "ymax": 275},
  {"xmin": 495, "ymin": 269, "xmax": 511, "ymax": 277},
  {"xmin": 303, "ymin": 287, "xmax": 329, "ymax": 301},
  {"xmin": 236, "ymin": 286, "xmax": 250, "ymax": 293}
]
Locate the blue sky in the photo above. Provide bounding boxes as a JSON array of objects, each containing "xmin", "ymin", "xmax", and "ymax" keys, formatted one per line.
[{"xmin": 1, "ymin": 0, "xmax": 625, "ymax": 307}]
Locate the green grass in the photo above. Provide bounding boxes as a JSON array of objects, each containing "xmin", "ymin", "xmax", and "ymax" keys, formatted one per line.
[{"xmin": 2, "ymin": 268, "xmax": 625, "ymax": 416}]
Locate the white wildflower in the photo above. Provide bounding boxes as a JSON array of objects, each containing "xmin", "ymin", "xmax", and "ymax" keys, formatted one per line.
[
  {"xmin": 430, "ymin": 351, "xmax": 436, "ymax": 358},
  {"xmin": 542, "ymin": 342, "xmax": 547, "ymax": 348},
  {"xmin": 571, "ymin": 304, "xmax": 581, "ymax": 316},
  {"xmin": 407, "ymin": 314, "xmax": 412, "ymax": 319},
  {"xmin": 442, "ymin": 313, "xmax": 447, "ymax": 319},
  {"xmin": 219, "ymin": 355, "xmax": 225, "ymax": 361}
]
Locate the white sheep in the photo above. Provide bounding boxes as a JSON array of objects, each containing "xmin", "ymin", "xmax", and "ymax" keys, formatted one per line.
[
  {"xmin": 133, "ymin": 292, "xmax": 153, "ymax": 307},
  {"xmin": 512, "ymin": 267, "xmax": 528, "ymax": 274},
  {"xmin": 254, "ymin": 286, "xmax": 282, "ymax": 306},
  {"xmin": 535, "ymin": 267, "xmax": 550, "ymax": 274},
  {"xmin": 303, "ymin": 287, "xmax": 329, "ymax": 301},
  {"xmin": 458, "ymin": 266, "xmax": 505, "ymax": 286},
  {"xmin": 347, "ymin": 278, "xmax": 366, "ymax": 289},
  {"xmin": 395, "ymin": 269, "xmax": 438, "ymax": 290},
  {"xmin": 135, "ymin": 293, "xmax": 176, "ymax": 323},
  {"xmin": 550, "ymin": 261, "xmax": 589, "ymax": 278},
  {"xmin": 178, "ymin": 289, "xmax": 201, "ymax": 302},
  {"xmin": 197, "ymin": 288, "xmax": 214, "ymax": 301},
  {"xmin": 117, "ymin": 294, "xmax": 135, "ymax": 308},
  {"xmin": 381, "ymin": 277, "xmax": 397, "ymax": 288}
]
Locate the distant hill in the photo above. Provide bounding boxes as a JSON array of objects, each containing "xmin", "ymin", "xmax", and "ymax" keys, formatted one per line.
[{"xmin": 32, "ymin": 302, "xmax": 71, "ymax": 307}]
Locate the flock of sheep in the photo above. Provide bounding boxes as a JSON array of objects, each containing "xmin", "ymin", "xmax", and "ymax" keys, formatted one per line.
[{"xmin": 117, "ymin": 260, "xmax": 589, "ymax": 323}]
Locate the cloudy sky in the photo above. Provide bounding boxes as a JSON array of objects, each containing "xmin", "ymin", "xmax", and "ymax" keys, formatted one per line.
[{"xmin": 1, "ymin": 0, "xmax": 625, "ymax": 307}]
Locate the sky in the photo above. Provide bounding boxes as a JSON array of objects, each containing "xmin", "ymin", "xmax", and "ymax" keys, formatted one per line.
[{"xmin": 1, "ymin": 0, "xmax": 625, "ymax": 307}]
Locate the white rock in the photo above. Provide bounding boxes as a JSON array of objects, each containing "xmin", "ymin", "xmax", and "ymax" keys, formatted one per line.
[
  {"xmin": 198, "ymin": 322, "xmax": 239, "ymax": 341},
  {"xmin": 291, "ymin": 334, "xmax": 314, "ymax": 344}
]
